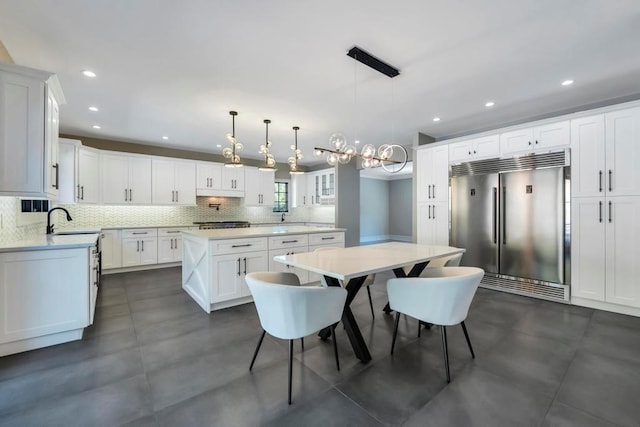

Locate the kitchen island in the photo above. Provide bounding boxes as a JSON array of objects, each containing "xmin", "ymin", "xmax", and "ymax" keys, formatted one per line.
[{"xmin": 182, "ymin": 226, "xmax": 345, "ymax": 313}]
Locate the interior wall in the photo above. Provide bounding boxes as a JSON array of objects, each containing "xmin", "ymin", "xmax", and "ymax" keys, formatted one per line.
[
  {"xmin": 359, "ymin": 178, "xmax": 389, "ymax": 242},
  {"xmin": 389, "ymin": 178, "xmax": 413, "ymax": 239},
  {"xmin": 335, "ymin": 162, "xmax": 360, "ymax": 247}
]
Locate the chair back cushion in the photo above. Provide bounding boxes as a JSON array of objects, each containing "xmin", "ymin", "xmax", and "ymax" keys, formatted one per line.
[
  {"xmin": 387, "ymin": 267, "xmax": 484, "ymax": 326},
  {"xmin": 246, "ymin": 272, "xmax": 347, "ymax": 340}
]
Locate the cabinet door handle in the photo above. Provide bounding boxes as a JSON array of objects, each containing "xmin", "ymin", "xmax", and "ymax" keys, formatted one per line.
[
  {"xmin": 232, "ymin": 244, "xmax": 252, "ymax": 248},
  {"xmin": 81, "ymin": 186, "xmax": 84, "ymax": 200},
  {"xmin": 599, "ymin": 201, "xmax": 603, "ymax": 223},
  {"xmin": 608, "ymin": 170, "xmax": 612, "ymax": 192},
  {"xmin": 170, "ymin": 238, "xmax": 173, "ymax": 249},
  {"xmin": 77, "ymin": 184, "xmax": 81, "ymax": 200},
  {"xmin": 608, "ymin": 201, "xmax": 612, "ymax": 223},
  {"xmin": 432, "ymin": 185, "xmax": 436, "ymax": 199},
  {"xmin": 237, "ymin": 258, "xmax": 241, "ymax": 276},
  {"xmin": 432, "ymin": 204, "xmax": 436, "ymax": 219},
  {"xmin": 166, "ymin": 230, "xmax": 181, "ymax": 234},
  {"xmin": 52, "ymin": 163, "xmax": 59, "ymax": 189},
  {"xmin": 125, "ymin": 189, "xmax": 128, "ymax": 202},
  {"xmin": 528, "ymin": 141, "xmax": 532, "ymax": 146},
  {"xmin": 303, "ymin": 196, "xmax": 306, "ymax": 205},
  {"xmin": 132, "ymin": 232, "xmax": 148, "ymax": 235},
  {"xmin": 473, "ymin": 150, "xmax": 476, "ymax": 154},
  {"xmin": 129, "ymin": 189, "xmax": 132, "ymax": 201},
  {"xmin": 137, "ymin": 241, "xmax": 140, "ymax": 252},
  {"xmin": 599, "ymin": 171, "xmax": 603, "ymax": 192},
  {"xmin": 312, "ymin": 196, "xmax": 314, "ymax": 204},
  {"xmin": 243, "ymin": 257, "xmax": 247, "ymax": 275},
  {"xmin": 428, "ymin": 204, "xmax": 432, "ymax": 219},
  {"xmin": 282, "ymin": 240, "xmax": 298, "ymax": 243},
  {"xmin": 141, "ymin": 240, "xmax": 144, "ymax": 251},
  {"xmin": 172, "ymin": 190, "xmax": 175, "ymax": 202},
  {"xmin": 321, "ymin": 237, "xmax": 335, "ymax": 240}
]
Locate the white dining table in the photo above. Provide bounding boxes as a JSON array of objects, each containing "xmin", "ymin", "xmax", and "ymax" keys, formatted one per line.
[{"xmin": 274, "ymin": 242, "xmax": 465, "ymax": 363}]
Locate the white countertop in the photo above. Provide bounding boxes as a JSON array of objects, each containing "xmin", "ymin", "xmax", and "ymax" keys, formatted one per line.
[
  {"xmin": 0, "ymin": 234, "xmax": 100, "ymax": 253},
  {"xmin": 183, "ymin": 226, "xmax": 345, "ymax": 240}
]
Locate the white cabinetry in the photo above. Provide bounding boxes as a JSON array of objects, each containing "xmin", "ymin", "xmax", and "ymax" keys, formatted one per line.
[
  {"xmin": 500, "ymin": 121, "xmax": 570, "ymax": 155},
  {"xmin": 291, "ymin": 174, "xmax": 309, "ymax": 207},
  {"xmin": 101, "ymin": 229, "xmax": 122, "ymax": 269},
  {"xmin": 417, "ymin": 201, "xmax": 449, "ymax": 246},
  {"xmin": 0, "ymin": 247, "xmax": 91, "ymax": 356},
  {"xmin": 244, "ymin": 167, "xmax": 274, "ymax": 206},
  {"xmin": 416, "ymin": 145, "xmax": 448, "ymax": 203},
  {"xmin": 121, "ymin": 228, "xmax": 157, "ymax": 267},
  {"xmin": 571, "ymin": 107, "xmax": 640, "ymax": 312},
  {"xmin": 449, "ymin": 134, "xmax": 499, "ymax": 163},
  {"xmin": 58, "ymin": 139, "xmax": 100, "ymax": 204},
  {"xmin": 152, "ymin": 158, "xmax": 196, "ymax": 205},
  {"xmin": 196, "ymin": 162, "xmax": 222, "ymax": 195},
  {"xmin": 307, "ymin": 232, "xmax": 345, "ymax": 284},
  {"xmin": 158, "ymin": 228, "xmax": 188, "ymax": 263},
  {"xmin": 101, "ymin": 153, "xmax": 152, "ymax": 204},
  {"xmin": 0, "ymin": 62, "xmax": 65, "ymax": 198},
  {"xmin": 220, "ymin": 167, "xmax": 244, "ymax": 196},
  {"xmin": 268, "ymin": 234, "xmax": 309, "ymax": 283}
]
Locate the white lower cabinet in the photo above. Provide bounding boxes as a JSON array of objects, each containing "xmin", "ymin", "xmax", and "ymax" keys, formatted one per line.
[
  {"xmin": 572, "ymin": 196, "xmax": 640, "ymax": 309},
  {"xmin": 121, "ymin": 229, "xmax": 158, "ymax": 267},
  {"xmin": 212, "ymin": 247, "xmax": 268, "ymax": 304},
  {"xmin": 101, "ymin": 229, "xmax": 122, "ymax": 269},
  {"xmin": 0, "ymin": 247, "xmax": 92, "ymax": 356},
  {"xmin": 417, "ymin": 202, "xmax": 449, "ymax": 246},
  {"xmin": 157, "ymin": 228, "xmax": 188, "ymax": 263},
  {"xmin": 268, "ymin": 234, "xmax": 310, "ymax": 284}
]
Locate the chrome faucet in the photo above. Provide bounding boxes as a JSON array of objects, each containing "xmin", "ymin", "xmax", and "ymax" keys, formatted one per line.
[
  {"xmin": 46, "ymin": 207, "xmax": 73, "ymax": 234},
  {"xmin": 281, "ymin": 213, "xmax": 286, "ymax": 222}
]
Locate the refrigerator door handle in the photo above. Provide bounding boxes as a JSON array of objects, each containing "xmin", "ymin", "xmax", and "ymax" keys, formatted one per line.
[
  {"xmin": 492, "ymin": 187, "xmax": 497, "ymax": 243},
  {"xmin": 502, "ymin": 186, "xmax": 507, "ymax": 244}
]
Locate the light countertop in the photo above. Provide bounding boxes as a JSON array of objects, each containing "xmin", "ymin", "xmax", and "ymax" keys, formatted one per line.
[
  {"xmin": 0, "ymin": 234, "xmax": 100, "ymax": 253},
  {"xmin": 183, "ymin": 226, "xmax": 345, "ymax": 240}
]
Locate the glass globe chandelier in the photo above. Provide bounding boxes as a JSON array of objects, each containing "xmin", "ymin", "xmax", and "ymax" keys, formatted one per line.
[
  {"xmin": 289, "ymin": 126, "xmax": 305, "ymax": 175},
  {"xmin": 222, "ymin": 110, "xmax": 243, "ymax": 167},
  {"xmin": 258, "ymin": 119, "xmax": 277, "ymax": 172}
]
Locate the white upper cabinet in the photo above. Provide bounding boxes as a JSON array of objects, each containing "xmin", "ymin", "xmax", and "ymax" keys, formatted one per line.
[
  {"xmin": 572, "ymin": 108, "xmax": 640, "ymax": 198},
  {"xmin": 152, "ymin": 158, "xmax": 196, "ymax": 205},
  {"xmin": 244, "ymin": 167, "xmax": 274, "ymax": 206},
  {"xmin": 500, "ymin": 121, "xmax": 570, "ymax": 155},
  {"xmin": 0, "ymin": 63, "xmax": 65, "ymax": 198},
  {"xmin": 605, "ymin": 107, "xmax": 640, "ymax": 197},
  {"xmin": 219, "ymin": 166, "xmax": 245, "ymax": 196},
  {"xmin": 101, "ymin": 153, "xmax": 152, "ymax": 204},
  {"xmin": 449, "ymin": 134, "xmax": 499, "ymax": 163},
  {"xmin": 416, "ymin": 145, "xmax": 449, "ymax": 204},
  {"xmin": 291, "ymin": 174, "xmax": 308, "ymax": 207},
  {"xmin": 196, "ymin": 162, "xmax": 222, "ymax": 195},
  {"xmin": 58, "ymin": 139, "xmax": 100, "ymax": 204}
]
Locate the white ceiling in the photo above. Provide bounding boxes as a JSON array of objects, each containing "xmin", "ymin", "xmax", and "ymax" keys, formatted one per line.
[{"xmin": 1, "ymin": 0, "xmax": 639, "ymax": 166}]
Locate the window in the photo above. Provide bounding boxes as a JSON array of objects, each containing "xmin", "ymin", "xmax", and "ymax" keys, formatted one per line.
[{"xmin": 273, "ymin": 181, "xmax": 288, "ymax": 212}]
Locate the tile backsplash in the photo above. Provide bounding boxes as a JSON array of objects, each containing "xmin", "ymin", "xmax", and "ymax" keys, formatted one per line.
[{"xmin": 0, "ymin": 196, "xmax": 335, "ymax": 243}]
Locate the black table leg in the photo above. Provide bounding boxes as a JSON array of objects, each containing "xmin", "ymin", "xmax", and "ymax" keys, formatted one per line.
[
  {"xmin": 319, "ymin": 275, "xmax": 371, "ymax": 363},
  {"xmin": 383, "ymin": 261, "xmax": 430, "ymax": 314}
]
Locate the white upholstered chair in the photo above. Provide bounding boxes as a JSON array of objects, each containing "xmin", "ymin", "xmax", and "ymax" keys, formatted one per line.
[
  {"xmin": 387, "ymin": 266, "xmax": 484, "ymax": 382},
  {"xmin": 313, "ymin": 246, "xmax": 377, "ymax": 318},
  {"xmin": 245, "ymin": 272, "xmax": 347, "ymax": 404}
]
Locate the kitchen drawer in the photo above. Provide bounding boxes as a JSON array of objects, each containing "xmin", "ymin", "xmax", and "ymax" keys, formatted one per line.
[
  {"xmin": 122, "ymin": 228, "xmax": 158, "ymax": 239},
  {"xmin": 268, "ymin": 234, "xmax": 309, "ymax": 250},
  {"xmin": 308, "ymin": 232, "xmax": 344, "ymax": 246},
  {"xmin": 210, "ymin": 237, "xmax": 268, "ymax": 255},
  {"xmin": 158, "ymin": 227, "xmax": 189, "ymax": 236}
]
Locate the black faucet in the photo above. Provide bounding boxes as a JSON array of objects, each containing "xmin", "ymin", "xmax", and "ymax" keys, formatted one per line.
[
  {"xmin": 46, "ymin": 207, "xmax": 73, "ymax": 234},
  {"xmin": 281, "ymin": 213, "xmax": 286, "ymax": 222}
]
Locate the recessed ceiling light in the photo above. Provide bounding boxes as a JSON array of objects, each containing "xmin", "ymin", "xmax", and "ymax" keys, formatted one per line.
[
  {"xmin": 561, "ymin": 79, "xmax": 574, "ymax": 86},
  {"xmin": 162, "ymin": 136, "xmax": 169, "ymax": 140},
  {"xmin": 92, "ymin": 125, "xmax": 101, "ymax": 129},
  {"xmin": 485, "ymin": 101, "xmax": 495, "ymax": 108},
  {"xmin": 216, "ymin": 144, "xmax": 222, "ymax": 148},
  {"xmin": 355, "ymin": 140, "xmax": 360, "ymax": 144},
  {"xmin": 88, "ymin": 106, "xmax": 99, "ymax": 112},
  {"xmin": 82, "ymin": 70, "xmax": 97, "ymax": 78},
  {"xmin": 433, "ymin": 117, "xmax": 441, "ymax": 122}
]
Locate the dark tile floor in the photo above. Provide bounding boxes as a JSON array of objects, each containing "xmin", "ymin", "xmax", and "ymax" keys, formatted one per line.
[{"xmin": 1, "ymin": 267, "xmax": 640, "ymax": 426}]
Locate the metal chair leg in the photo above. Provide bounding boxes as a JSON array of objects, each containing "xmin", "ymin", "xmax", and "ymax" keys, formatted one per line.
[
  {"xmin": 288, "ymin": 339, "xmax": 293, "ymax": 405},
  {"xmin": 366, "ymin": 285, "xmax": 375, "ymax": 319},
  {"xmin": 391, "ymin": 312, "xmax": 401, "ymax": 354},
  {"xmin": 461, "ymin": 321, "xmax": 475, "ymax": 359},
  {"xmin": 331, "ymin": 324, "xmax": 340, "ymax": 371},
  {"xmin": 418, "ymin": 321, "xmax": 422, "ymax": 338},
  {"xmin": 249, "ymin": 330, "xmax": 266, "ymax": 371},
  {"xmin": 441, "ymin": 325, "xmax": 451, "ymax": 383},
  {"xmin": 301, "ymin": 337, "xmax": 304, "ymax": 350}
]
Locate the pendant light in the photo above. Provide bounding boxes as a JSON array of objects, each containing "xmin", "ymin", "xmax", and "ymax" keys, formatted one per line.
[
  {"xmin": 289, "ymin": 126, "xmax": 304, "ymax": 175},
  {"xmin": 222, "ymin": 111, "xmax": 243, "ymax": 167},
  {"xmin": 258, "ymin": 119, "xmax": 277, "ymax": 171}
]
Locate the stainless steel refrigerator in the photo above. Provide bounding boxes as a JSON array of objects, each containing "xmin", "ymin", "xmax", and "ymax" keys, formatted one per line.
[{"xmin": 450, "ymin": 150, "xmax": 570, "ymax": 301}]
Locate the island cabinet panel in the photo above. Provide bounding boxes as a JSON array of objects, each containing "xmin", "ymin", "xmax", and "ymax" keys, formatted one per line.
[
  {"xmin": 211, "ymin": 250, "xmax": 268, "ymax": 306},
  {"xmin": 0, "ymin": 247, "xmax": 90, "ymax": 355}
]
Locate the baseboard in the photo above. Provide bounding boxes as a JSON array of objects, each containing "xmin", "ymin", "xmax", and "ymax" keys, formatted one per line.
[
  {"xmin": 360, "ymin": 234, "xmax": 412, "ymax": 244},
  {"xmin": 388, "ymin": 235, "xmax": 412, "ymax": 242},
  {"xmin": 0, "ymin": 329, "xmax": 84, "ymax": 357},
  {"xmin": 571, "ymin": 297, "xmax": 640, "ymax": 318},
  {"xmin": 103, "ymin": 262, "xmax": 181, "ymax": 275}
]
